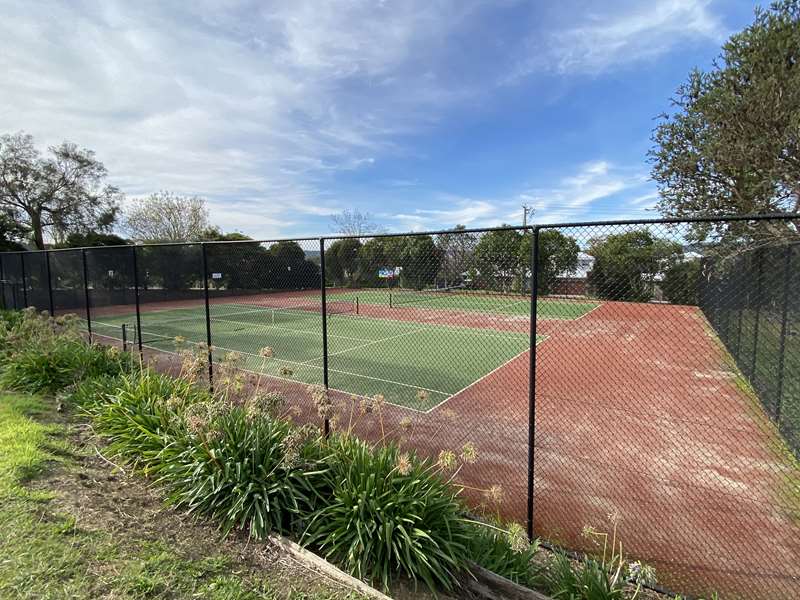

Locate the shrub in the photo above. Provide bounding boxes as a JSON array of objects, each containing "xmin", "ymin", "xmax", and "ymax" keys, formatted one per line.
[
  {"xmin": 84, "ymin": 370, "xmax": 209, "ymax": 471},
  {"xmin": 303, "ymin": 436, "xmax": 470, "ymax": 592},
  {"xmin": 160, "ymin": 403, "xmax": 328, "ymax": 539},
  {"xmin": 0, "ymin": 309, "xmax": 133, "ymax": 393},
  {"xmin": 466, "ymin": 520, "xmax": 541, "ymax": 588}
]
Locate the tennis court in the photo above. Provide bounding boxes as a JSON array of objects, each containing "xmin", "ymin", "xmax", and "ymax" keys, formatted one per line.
[{"xmin": 91, "ymin": 292, "xmax": 597, "ymax": 411}]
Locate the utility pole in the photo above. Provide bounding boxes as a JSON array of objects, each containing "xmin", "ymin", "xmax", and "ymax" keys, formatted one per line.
[{"xmin": 522, "ymin": 204, "xmax": 534, "ymax": 227}]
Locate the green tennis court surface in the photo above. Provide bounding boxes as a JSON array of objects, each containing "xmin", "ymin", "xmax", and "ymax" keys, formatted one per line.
[
  {"xmin": 91, "ymin": 297, "xmax": 595, "ymax": 411},
  {"xmin": 330, "ymin": 288, "xmax": 598, "ymax": 319}
]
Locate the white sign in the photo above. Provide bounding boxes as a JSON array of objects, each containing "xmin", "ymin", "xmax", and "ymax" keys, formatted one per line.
[
  {"xmin": 212, "ymin": 273, "xmax": 223, "ymax": 279},
  {"xmin": 107, "ymin": 270, "xmax": 115, "ymax": 277}
]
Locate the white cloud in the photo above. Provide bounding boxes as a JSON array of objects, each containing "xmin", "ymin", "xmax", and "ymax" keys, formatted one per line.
[
  {"xmin": 514, "ymin": 161, "xmax": 654, "ymax": 224},
  {"xmin": 0, "ymin": 0, "xmax": 480, "ymax": 237},
  {"xmin": 506, "ymin": 0, "xmax": 726, "ymax": 81}
]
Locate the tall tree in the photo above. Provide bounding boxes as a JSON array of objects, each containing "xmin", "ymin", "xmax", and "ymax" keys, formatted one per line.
[
  {"xmin": 520, "ymin": 230, "xmax": 581, "ymax": 295},
  {"xmin": 0, "ymin": 132, "xmax": 120, "ymax": 249},
  {"xmin": 435, "ymin": 225, "xmax": 479, "ymax": 287},
  {"xmin": 122, "ymin": 191, "xmax": 210, "ymax": 242},
  {"xmin": 326, "ymin": 238, "xmax": 362, "ymax": 286},
  {"xmin": 330, "ymin": 209, "xmax": 384, "ymax": 236},
  {"xmin": 472, "ymin": 228, "xmax": 524, "ymax": 292},
  {"xmin": 650, "ymin": 1, "xmax": 800, "ymax": 242},
  {"xmin": 588, "ymin": 230, "xmax": 683, "ymax": 302}
]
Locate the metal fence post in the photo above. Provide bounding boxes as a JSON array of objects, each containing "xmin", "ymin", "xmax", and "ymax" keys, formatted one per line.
[
  {"xmin": 201, "ymin": 243, "xmax": 214, "ymax": 393},
  {"xmin": 527, "ymin": 226, "xmax": 540, "ymax": 541},
  {"xmin": 750, "ymin": 249, "xmax": 763, "ymax": 384},
  {"xmin": 775, "ymin": 243, "xmax": 794, "ymax": 423},
  {"xmin": 45, "ymin": 250, "xmax": 55, "ymax": 316},
  {"xmin": 319, "ymin": 238, "xmax": 330, "ymax": 437},
  {"xmin": 81, "ymin": 249, "xmax": 92, "ymax": 342},
  {"xmin": 131, "ymin": 246, "xmax": 144, "ymax": 358},
  {"xmin": 20, "ymin": 254, "xmax": 28, "ymax": 308}
]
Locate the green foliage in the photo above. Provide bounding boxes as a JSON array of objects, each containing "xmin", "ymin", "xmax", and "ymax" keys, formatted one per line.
[
  {"xmin": 546, "ymin": 552, "xmax": 627, "ymax": 600},
  {"xmin": 326, "ymin": 238, "xmax": 362, "ymax": 286},
  {"xmin": 473, "ymin": 228, "xmax": 524, "ymax": 292},
  {"xmin": 466, "ymin": 520, "xmax": 541, "ymax": 588},
  {"xmin": 303, "ymin": 436, "xmax": 470, "ymax": 591},
  {"xmin": 54, "ymin": 231, "xmax": 129, "ymax": 248},
  {"xmin": 161, "ymin": 404, "xmax": 328, "ymax": 539},
  {"xmin": 522, "ymin": 230, "xmax": 581, "ymax": 295},
  {"xmin": 650, "ymin": 1, "xmax": 800, "ymax": 230},
  {"xmin": 662, "ymin": 258, "xmax": 702, "ymax": 305},
  {"xmin": 81, "ymin": 370, "xmax": 209, "ymax": 470},
  {"xmin": 0, "ymin": 310, "xmax": 133, "ymax": 393},
  {"xmin": 587, "ymin": 230, "xmax": 683, "ymax": 302}
]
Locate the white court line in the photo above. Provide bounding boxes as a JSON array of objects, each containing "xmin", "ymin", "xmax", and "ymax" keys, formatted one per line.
[
  {"xmin": 212, "ymin": 316, "xmax": 372, "ymax": 343},
  {"xmin": 421, "ymin": 336, "xmax": 548, "ymax": 414},
  {"xmin": 300, "ymin": 325, "xmax": 430, "ymax": 365}
]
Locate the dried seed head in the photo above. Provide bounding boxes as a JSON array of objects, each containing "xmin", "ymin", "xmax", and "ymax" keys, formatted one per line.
[
  {"xmin": 460, "ymin": 442, "xmax": 477, "ymax": 464},
  {"xmin": 395, "ymin": 453, "xmax": 412, "ymax": 476},
  {"xmin": 399, "ymin": 417, "xmax": 412, "ymax": 431},
  {"xmin": 279, "ymin": 366, "xmax": 294, "ymax": 377},
  {"xmin": 485, "ymin": 484, "xmax": 504, "ymax": 505},
  {"xmin": 506, "ymin": 522, "xmax": 529, "ymax": 554},
  {"xmin": 437, "ymin": 449, "xmax": 457, "ymax": 472},
  {"xmin": 259, "ymin": 346, "xmax": 274, "ymax": 358},
  {"xmin": 416, "ymin": 389, "xmax": 428, "ymax": 402},
  {"xmin": 174, "ymin": 336, "xmax": 187, "ymax": 348}
]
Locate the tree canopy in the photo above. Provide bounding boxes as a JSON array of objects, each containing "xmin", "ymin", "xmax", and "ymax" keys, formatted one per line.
[
  {"xmin": 122, "ymin": 191, "xmax": 210, "ymax": 242},
  {"xmin": 0, "ymin": 132, "xmax": 120, "ymax": 249},
  {"xmin": 650, "ymin": 0, "xmax": 800, "ymax": 242},
  {"xmin": 588, "ymin": 230, "xmax": 684, "ymax": 302}
]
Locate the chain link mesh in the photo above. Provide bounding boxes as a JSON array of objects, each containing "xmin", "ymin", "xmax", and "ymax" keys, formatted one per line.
[{"xmin": 1, "ymin": 216, "xmax": 798, "ymax": 599}]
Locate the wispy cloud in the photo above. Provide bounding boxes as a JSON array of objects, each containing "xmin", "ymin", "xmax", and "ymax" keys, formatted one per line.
[
  {"xmin": 514, "ymin": 160, "xmax": 654, "ymax": 224},
  {"xmin": 506, "ymin": 0, "xmax": 726, "ymax": 81}
]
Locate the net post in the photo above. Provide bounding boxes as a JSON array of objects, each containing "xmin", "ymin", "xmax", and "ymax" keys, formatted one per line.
[
  {"xmin": 82, "ymin": 249, "xmax": 93, "ymax": 342},
  {"xmin": 20, "ymin": 254, "xmax": 28, "ymax": 308},
  {"xmin": 356, "ymin": 296, "xmax": 359, "ymax": 315},
  {"xmin": 319, "ymin": 238, "xmax": 330, "ymax": 437},
  {"xmin": 121, "ymin": 323, "xmax": 128, "ymax": 351},
  {"xmin": 131, "ymin": 245, "xmax": 144, "ymax": 359},
  {"xmin": 775, "ymin": 243, "xmax": 793, "ymax": 423},
  {"xmin": 45, "ymin": 250, "xmax": 55, "ymax": 316},
  {"xmin": 389, "ymin": 292, "xmax": 392, "ymax": 308},
  {"xmin": 201, "ymin": 243, "xmax": 214, "ymax": 393},
  {"xmin": 527, "ymin": 225, "xmax": 540, "ymax": 541}
]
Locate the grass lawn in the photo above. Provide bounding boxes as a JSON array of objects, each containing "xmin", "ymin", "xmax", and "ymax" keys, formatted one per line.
[{"xmin": 0, "ymin": 393, "xmax": 365, "ymax": 600}]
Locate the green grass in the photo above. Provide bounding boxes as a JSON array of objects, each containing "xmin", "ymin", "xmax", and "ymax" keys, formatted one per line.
[
  {"xmin": 89, "ymin": 302, "xmax": 552, "ymax": 410},
  {"xmin": 0, "ymin": 392, "xmax": 364, "ymax": 600}
]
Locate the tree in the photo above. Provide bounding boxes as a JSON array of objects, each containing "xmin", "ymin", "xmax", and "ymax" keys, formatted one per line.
[
  {"xmin": 0, "ymin": 132, "xmax": 120, "ymax": 249},
  {"xmin": 330, "ymin": 209, "xmax": 383, "ymax": 236},
  {"xmin": 588, "ymin": 230, "xmax": 683, "ymax": 302},
  {"xmin": 662, "ymin": 258, "xmax": 702, "ymax": 305},
  {"xmin": 650, "ymin": 1, "xmax": 800, "ymax": 242},
  {"xmin": 326, "ymin": 238, "xmax": 362, "ymax": 286},
  {"xmin": 122, "ymin": 191, "xmax": 210, "ymax": 242},
  {"xmin": 472, "ymin": 228, "xmax": 524, "ymax": 292},
  {"xmin": 55, "ymin": 231, "xmax": 129, "ymax": 248},
  {"xmin": 521, "ymin": 230, "xmax": 581, "ymax": 295},
  {"xmin": 398, "ymin": 235, "xmax": 442, "ymax": 289},
  {"xmin": 435, "ymin": 225, "xmax": 479, "ymax": 287},
  {"xmin": 0, "ymin": 209, "xmax": 27, "ymax": 251}
]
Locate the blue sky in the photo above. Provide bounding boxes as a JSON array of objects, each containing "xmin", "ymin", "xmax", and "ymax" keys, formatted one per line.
[{"xmin": 0, "ymin": 1, "xmax": 760, "ymax": 238}]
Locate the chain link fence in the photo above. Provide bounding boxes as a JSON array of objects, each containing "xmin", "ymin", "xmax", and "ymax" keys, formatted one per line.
[{"xmin": 1, "ymin": 215, "xmax": 798, "ymax": 599}]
